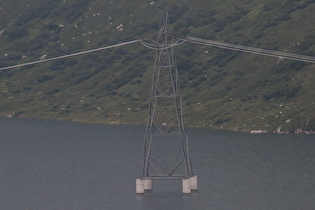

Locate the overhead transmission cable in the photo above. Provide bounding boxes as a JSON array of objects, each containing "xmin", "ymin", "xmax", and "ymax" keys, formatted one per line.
[
  {"xmin": 0, "ymin": 40, "xmax": 139, "ymax": 71},
  {"xmin": 1, "ymin": 35, "xmax": 315, "ymax": 72},
  {"xmin": 185, "ymin": 36, "xmax": 315, "ymax": 64}
]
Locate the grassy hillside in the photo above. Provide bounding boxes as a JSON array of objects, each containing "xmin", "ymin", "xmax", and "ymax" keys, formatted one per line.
[{"xmin": 0, "ymin": 0, "xmax": 314, "ymax": 133}]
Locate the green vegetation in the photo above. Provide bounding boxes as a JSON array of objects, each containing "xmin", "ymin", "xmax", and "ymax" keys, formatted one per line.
[{"xmin": 0, "ymin": 0, "xmax": 314, "ymax": 133}]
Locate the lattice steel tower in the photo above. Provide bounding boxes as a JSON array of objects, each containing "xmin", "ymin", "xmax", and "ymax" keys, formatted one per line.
[{"xmin": 136, "ymin": 12, "xmax": 197, "ymax": 194}]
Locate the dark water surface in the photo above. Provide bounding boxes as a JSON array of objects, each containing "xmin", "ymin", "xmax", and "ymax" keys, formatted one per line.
[{"xmin": 0, "ymin": 118, "xmax": 314, "ymax": 209}]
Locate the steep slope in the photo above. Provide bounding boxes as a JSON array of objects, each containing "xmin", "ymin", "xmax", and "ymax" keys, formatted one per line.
[{"xmin": 0, "ymin": 0, "xmax": 314, "ymax": 133}]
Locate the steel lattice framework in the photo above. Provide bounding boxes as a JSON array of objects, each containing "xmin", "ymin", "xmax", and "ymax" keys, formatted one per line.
[
  {"xmin": 142, "ymin": 12, "xmax": 193, "ymax": 179},
  {"xmin": 136, "ymin": 12, "xmax": 197, "ymax": 193}
]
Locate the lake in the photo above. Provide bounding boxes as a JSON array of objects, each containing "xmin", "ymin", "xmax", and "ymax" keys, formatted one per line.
[{"xmin": 0, "ymin": 118, "xmax": 314, "ymax": 209}]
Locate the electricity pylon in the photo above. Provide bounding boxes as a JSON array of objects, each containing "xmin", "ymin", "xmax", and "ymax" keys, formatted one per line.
[{"xmin": 136, "ymin": 11, "xmax": 197, "ymax": 194}]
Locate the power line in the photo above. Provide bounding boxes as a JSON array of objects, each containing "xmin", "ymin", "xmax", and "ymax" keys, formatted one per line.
[
  {"xmin": 185, "ymin": 36, "xmax": 315, "ymax": 63},
  {"xmin": 1, "ymin": 35, "xmax": 315, "ymax": 72},
  {"xmin": 0, "ymin": 40, "xmax": 139, "ymax": 71}
]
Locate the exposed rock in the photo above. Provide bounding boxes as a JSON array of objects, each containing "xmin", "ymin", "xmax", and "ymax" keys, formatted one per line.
[
  {"xmin": 40, "ymin": 54, "xmax": 47, "ymax": 60},
  {"xmin": 116, "ymin": 24, "xmax": 124, "ymax": 31},
  {"xmin": 250, "ymin": 130, "xmax": 267, "ymax": 134}
]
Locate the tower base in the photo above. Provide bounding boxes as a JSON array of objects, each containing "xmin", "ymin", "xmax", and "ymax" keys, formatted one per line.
[
  {"xmin": 136, "ymin": 179, "xmax": 144, "ymax": 194},
  {"xmin": 190, "ymin": 175, "xmax": 198, "ymax": 190},
  {"xmin": 182, "ymin": 178, "xmax": 191, "ymax": 193},
  {"xmin": 136, "ymin": 176, "xmax": 197, "ymax": 194},
  {"xmin": 144, "ymin": 179, "xmax": 152, "ymax": 190}
]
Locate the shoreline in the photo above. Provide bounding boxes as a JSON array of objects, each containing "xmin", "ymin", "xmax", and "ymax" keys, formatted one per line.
[{"xmin": 2, "ymin": 115, "xmax": 314, "ymax": 135}]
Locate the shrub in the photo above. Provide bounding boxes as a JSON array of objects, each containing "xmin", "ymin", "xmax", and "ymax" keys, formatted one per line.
[
  {"xmin": 46, "ymin": 88, "xmax": 60, "ymax": 95},
  {"xmin": 41, "ymin": 23, "xmax": 59, "ymax": 31},
  {"xmin": 6, "ymin": 27, "xmax": 28, "ymax": 40},
  {"xmin": 263, "ymin": 86, "xmax": 300, "ymax": 100},
  {"xmin": 23, "ymin": 87, "xmax": 32, "ymax": 91},
  {"xmin": 37, "ymin": 74, "xmax": 52, "ymax": 83}
]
